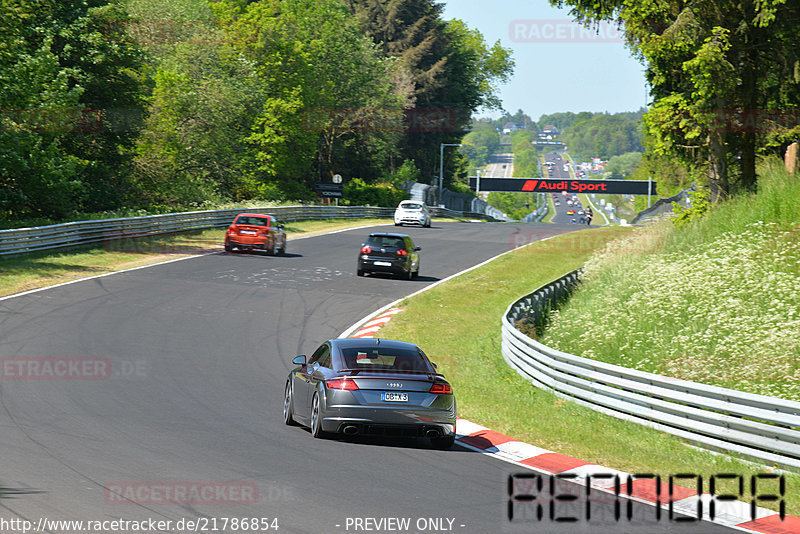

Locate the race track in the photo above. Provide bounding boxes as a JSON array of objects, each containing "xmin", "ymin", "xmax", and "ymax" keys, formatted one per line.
[{"xmin": 0, "ymin": 222, "xmax": 733, "ymax": 534}]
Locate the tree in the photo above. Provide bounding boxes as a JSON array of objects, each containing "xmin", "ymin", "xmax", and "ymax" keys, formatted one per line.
[
  {"xmin": 550, "ymin": 0, "xmax": 800, "ymax": 195},
  {"xmin": 0, "ymin": 0, "xmax": 146, "ymax": 219},
  {"xmin": 347, "ymin": 0, "xmax": 514, "ymax": 184},
  {"xmin": 486, "ymin": 191, "xmax": 538, "ymax": 220},
  {"xmin": 537, "ymin": 111, "xmax": 584, "ymax": 132},
  {"xmin": 126, "ymin": 0, "xmax": 273, "ymax": 207},
  {"xmin": 561, "ymin": 111, "xmax": 644, "ymax": 160},
  {"xmin": 132, "ymin": 43, "xmax": 267, "ymax": 206},
  {"xmin": 605, "ymin": 152, "xmax": 642, "ymax": 179},
  {"xmin": 460, "ymin": 121, "xmax": 500, "ymax": 169},
  {"xmin": 509, "ymin": 130, "xmax": 541, "ymax": 178},
  {"xmin": 216, "ymin": 0, "xmax": 404, "ymax": 197}
]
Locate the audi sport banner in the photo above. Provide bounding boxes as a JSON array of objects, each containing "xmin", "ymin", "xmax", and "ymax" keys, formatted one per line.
[{"xmin": 468, "ymin": 177, "xmax": 657, "ymax": 195}]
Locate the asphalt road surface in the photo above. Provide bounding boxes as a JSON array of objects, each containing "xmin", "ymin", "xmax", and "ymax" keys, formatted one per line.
[
  {"xmin": 544, "ymin": 152, "xmax": 594, "ymax": 227},
  {"xmin": 484, "ymin": 153, "xmax": 514, "ymax": 178},
  {"xmin": 0, "ymin": 222, "xmax": 732, "ymax": 534}
]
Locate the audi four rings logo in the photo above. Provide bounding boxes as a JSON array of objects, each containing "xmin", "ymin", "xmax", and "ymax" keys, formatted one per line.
[{"xmin": 387, "ymin": 382, "xmax": 403, "ymax": 388}]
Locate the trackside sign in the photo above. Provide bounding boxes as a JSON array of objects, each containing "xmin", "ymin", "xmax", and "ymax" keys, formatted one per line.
[{"xmin": 468, "ymin": 177, "xmax": 657, "ymax": 195}]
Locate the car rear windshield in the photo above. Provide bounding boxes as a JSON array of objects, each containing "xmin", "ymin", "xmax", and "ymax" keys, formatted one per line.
[
  {"xmin": 340, "ymin": 346, "xmax": 432, "ymax": 372},
  {"xmin": 234, "ymin": 216, "xmax": 269, "ymax": 226},
  {"xmin": 401, "ymin": 203, "xmax": 422, "ymax": 210},
  {"xmin": 366, "ymin": 235, "xmax": 405, "ymax": 249}
]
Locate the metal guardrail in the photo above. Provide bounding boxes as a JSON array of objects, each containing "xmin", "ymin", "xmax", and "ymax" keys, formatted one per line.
[
  {"xmin": 429, "ymin": 206, "xmax": 499, "ymax": 221},
  {"xmin": 631, "ymin": 186, "xmax": 696, "ymax": 224},
  {"xmin": 0, "ymin": 205, "xmax": 496, "ymax": 258},
  {"xmin": 520, "ymin": 194, "xmax": 549, "ymax": 223},
  {"xmin": 502, "ymin": 270, "xmax": 800, "ymax": 471}
]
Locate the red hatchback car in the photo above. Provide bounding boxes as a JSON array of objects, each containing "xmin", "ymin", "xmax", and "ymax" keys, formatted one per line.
[{"xmin": 224, "ymin": 213, "xmax": 287, "ymax": 255}]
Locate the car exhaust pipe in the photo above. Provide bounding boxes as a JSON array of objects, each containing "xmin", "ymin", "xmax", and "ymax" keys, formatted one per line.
[
  {"xmin": 425, "ymin": 429, "xmax": 441, "ymax": 439},
  {"xmin": 342, "ymin": 425, "xmax": 360, "ymax": 436}
]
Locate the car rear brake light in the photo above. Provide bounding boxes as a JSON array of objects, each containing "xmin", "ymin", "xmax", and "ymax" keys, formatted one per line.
[
  {"xmin": 429, "ymin": 382, "xmax": 451, "ymax": 394},
  {"xmin": 396, "ymin": 249, "xmax": 408, "ymax": 256},
  {"xmin": 326, "ymin": 378, "xmax": 359, "ymax": 391},
  {"xmin": 360, "ymin": 246, "xmax": 372, "ymax": 253}
]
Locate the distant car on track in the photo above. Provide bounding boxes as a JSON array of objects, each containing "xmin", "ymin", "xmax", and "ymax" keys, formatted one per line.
[
  {"xmin": 283, "ymin": 338, "xmax": 456, "ymax": 449},
  {"xmin": 394, "ymin": 200, "xmax": 431, "ymax": 227},
  {"xmin": 567, "ymin": 209, "xmax": 576, "ymax": 215},
  {"xmin": 224, "ymin": 213, "xmax": 286, "ymax": 255},
  {"xmin": 357, "ymin": 233, "xmax": 420, "ymax": 279}
]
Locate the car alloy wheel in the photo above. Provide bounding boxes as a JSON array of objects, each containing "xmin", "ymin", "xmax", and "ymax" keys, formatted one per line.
[
  {"xmin": 311, "ymin": 393, "xmax": 327, "ymax": 438},
  {"xmin": 283, "ymin": 381, "xmax": 297, "ymax": 426}
]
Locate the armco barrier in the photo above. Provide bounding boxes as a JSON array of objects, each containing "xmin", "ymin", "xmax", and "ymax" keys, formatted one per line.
[
  {"xmin": 502, "ymin": 271, "xmax": 800, "ymax": 471},
  {"xmin": 631, "ymin": 186, "xmax": 696, "ymax": 224},
  {"xmin": 0, "ymin": 205, "xmax": 497, "ymax": 258}
]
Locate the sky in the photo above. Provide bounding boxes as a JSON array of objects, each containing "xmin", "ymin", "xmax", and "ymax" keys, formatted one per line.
[{"xmin": 441, "ymin": 0, "xmax": 649, "ymax": 121}]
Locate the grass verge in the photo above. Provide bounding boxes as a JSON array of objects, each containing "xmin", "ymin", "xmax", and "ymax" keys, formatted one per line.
[
  {"xmin": 543, "ymin": 195, "xmax": 557, "ymax": 224},
  {"xmin": 376, "ymin": 225, "xmax": 798, "ymax": 516},
  {"xmin": 543, "ymin": 158, "xmax": 800, "ymax": 401},
  {"xmin": 591, "ymin": 193, "xmax": 637, "ymax": 222},
  {"xmin": 0, "ymin": 218, "xmax": 392, "ymax": 297}
]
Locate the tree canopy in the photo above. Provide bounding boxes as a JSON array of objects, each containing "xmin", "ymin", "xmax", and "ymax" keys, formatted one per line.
[
  {"xmin": 1, "ymin": 0, "xmax": 147, "ymax": 218},
  {"xmin": 561, "ymin": 111, "xmax": 645, "ymax": 161},
  {"xmin": 551, "ymin": 0, "xmax": 800, "ymax": 195},
  {"xmin": 1, "ymin": 0, "xmax": 514, "ymax": 222}
]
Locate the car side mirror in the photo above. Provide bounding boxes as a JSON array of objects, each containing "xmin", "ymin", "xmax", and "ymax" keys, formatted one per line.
[
  {"xmin": 292, "ymin": 355, "xmax": 306, "ymax": 366},
  {"xmin": 414, "ymin": 246, "xmax": 421, "ymax": 251},
  {"xmin": 431, "ymin": 362, "xmax": 438, "ymax": 369}
]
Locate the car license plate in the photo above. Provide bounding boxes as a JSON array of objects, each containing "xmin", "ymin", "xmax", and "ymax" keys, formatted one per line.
[
  {"xmin": 381, "ymin": 392, "xmax": 408, "ymax": 402},
  {"xmin": 373, "ymin": 261, "xmax": 392, "ymax": 267},
  {"xmin": 240, "ymin": 230, "xmax": 257, "ymax": 235}
]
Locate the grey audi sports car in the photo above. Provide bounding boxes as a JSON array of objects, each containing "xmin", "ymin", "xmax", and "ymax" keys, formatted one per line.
[{"xmin": 283, "ymin": 338, "xmax": 456, "ymax": 449}]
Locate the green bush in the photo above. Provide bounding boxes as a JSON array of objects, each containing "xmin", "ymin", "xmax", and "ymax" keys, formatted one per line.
[
  {"xmin": 671, "ymin": 188, "xmax": 711, "ymax": 227},
  {"xmin": 386, "ymin": 159, "xmax": 421, "ymax": 187},
  {"xmin": 448, "ymin": 181, "xmax": 475, "ymax": 196},
  {"xmin": 342, "ymin": 178, "xmax": 408, "ymax": 207}
]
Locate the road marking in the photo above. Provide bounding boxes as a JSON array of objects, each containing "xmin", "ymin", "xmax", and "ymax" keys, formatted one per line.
[
  {"xmin": 339, "ymin": 234, "xmax": 559, "ymax": 339},
  {"xmin": 348, "ymin": 309, "xmax": 405, "ymax": 338}
]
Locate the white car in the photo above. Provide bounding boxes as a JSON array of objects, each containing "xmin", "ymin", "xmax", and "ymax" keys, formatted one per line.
[{"xmin": 394, "ymin": 201, "xmax": 431, "ymax": 227}]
